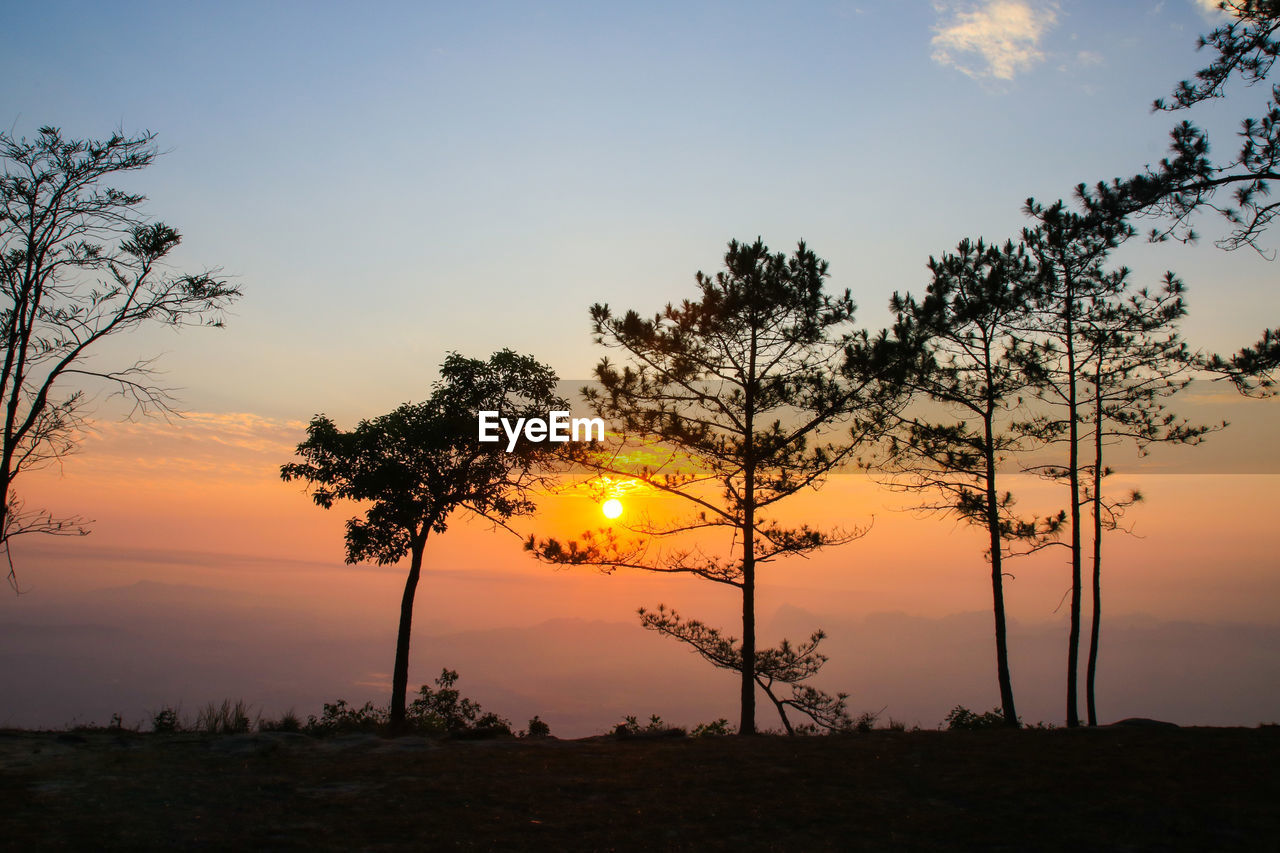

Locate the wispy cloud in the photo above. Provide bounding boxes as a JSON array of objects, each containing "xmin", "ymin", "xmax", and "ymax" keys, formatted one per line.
[{"xmin": 932, "ymin": 1, "xmax": 1058, "ymax": 80}]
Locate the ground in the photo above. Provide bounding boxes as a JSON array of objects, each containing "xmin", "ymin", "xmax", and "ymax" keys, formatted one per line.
[{"xmin": 3, "ymin": 726, "xmax": 1277, "ymax": 850}]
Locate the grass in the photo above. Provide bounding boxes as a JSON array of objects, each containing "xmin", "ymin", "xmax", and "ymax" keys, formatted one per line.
[{"xmin": 2, "ymin": 725, "xmax": 1276, "ymax": 850}]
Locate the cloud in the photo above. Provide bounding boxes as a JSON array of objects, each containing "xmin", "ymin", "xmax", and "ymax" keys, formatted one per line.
[{"xmin": 932, "ymin": 1, "xmax": 1058, "ymax": 80}]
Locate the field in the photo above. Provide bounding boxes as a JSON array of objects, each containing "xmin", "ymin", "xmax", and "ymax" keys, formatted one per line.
[{"xmin": 3, "ymin": 725, "xmax": 1277, "ymax": 850}]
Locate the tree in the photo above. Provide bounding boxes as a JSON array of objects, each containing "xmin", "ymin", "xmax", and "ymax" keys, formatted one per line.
[
  {"xmin": 0, "ymin": 127, "xmax": 241, "ymax": 591},
  {"xmin": 1018, "ymin": 202, "xmax": 1216, "ymax": 726},
  {"xmin": 638, "ymin": 605, "xmax": 854, "ymax": 734},
  {"xmin": 875, "ymin": 238, "xmax": 1063, "ymax": 728},
  {"xmin": 1017, "ymin": 200, "xmax": 1133, "ymax": 728},
  {"xmin": 1073, "ymin": 272, "xmax": 1221, "ymax": 725},
  {"xmin": 1078, "ymin": 0, "xmax": 1280, "ymax": 389},
  {"xmin": 281, "ymin": 350, "xmax": 564, "ymax": 732},
  {"xmin": 526, "ymin": 238, "xmax": 908, "ymax": 734}
]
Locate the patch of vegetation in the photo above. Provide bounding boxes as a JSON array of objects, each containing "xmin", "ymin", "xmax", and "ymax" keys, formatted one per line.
[
  {"xmin": 196, "ymin": 700, "xmax": 254, "ymax": 734},
  {"xmin": 307, "ymin": 669, "xmax": 512, "ymax": 737},
  {"xmin": 523, "ymin": 716, "xmax": 551, "ymax": 738},
  {"xmin": 690, "ymin": 718, "xmax": 732, "ymax": 737},
  {"xmin": 945, "ymin": 705, "xmax": 1010, "ymax": 730},
  {"xmin": 614, "ymin": 714, "xmax": 685, "ymax": 738}
]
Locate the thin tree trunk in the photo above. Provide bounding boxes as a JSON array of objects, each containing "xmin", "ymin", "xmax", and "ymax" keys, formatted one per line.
[
  {"xmin": 739, "ymin": 329, "xmax": 758, "ymax": 736},
  {"xmin": 1065, "ymin": 289, "xmax": 1082, "ymax": 729},
  {"xmin": 1087, "ymin": 366, "xmax": 1104, "ymax": 727},
  {"xmin": 389, "ymin": 535, "xmax": 426, "ymax": 734},
  {"xmin": 984, "ymin": 414, "xmax": 1019, "ymax": 728},
  {"xmin": 740, "ymin": 485, "xmax": 756, "ymax": 735}
]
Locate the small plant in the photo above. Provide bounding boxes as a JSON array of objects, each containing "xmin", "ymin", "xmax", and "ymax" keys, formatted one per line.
[
  {"xmin": 197, "ymin": 700, "xmax": 255, "ymax": 734},
  {"xmin": 307, "ymin": 699, "xmax": 387, "ymax": 735},
  {"xmin": 524, "ymin": 715, "xmax": 551, "ymax": 738},
  {"xmin": 405, "ymin": 669, "xmax": 512, "ymax": 736},
  {"xmin": 853, "ymin": 710, "xmax": 880, "ymax": 733},
  {"xmin": 260, "ymin": 709, "xmax": 303, "ymax": 733},
  {"xmin": 691, "ymin": 718, "xmax": 732, "ymax": 737},
  {"xmin": 614, "ymin": 714, "xmax": 685, "ymax": 737},
  {"xmin": 151, "ymin": 706, "xmax": 180, "ymax": 733},
  {"xmin": 306, "ymin": 669, "xmax": 511, "ymax": 737},
  {"xmin": 109, "ymin": 713, "xmax": 124, "ymax": 730},
  {"xmin": 944, "ymin": 705, "xmax": 1008, "ymax": 730},
  {"xmin": 886, "ymin": 718, "xmax": 906, "ymax": 732}
]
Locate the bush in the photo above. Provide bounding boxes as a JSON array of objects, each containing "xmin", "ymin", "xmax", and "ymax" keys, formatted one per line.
[
  {"xmin": 405, "ymin": 669, "xmax": 512, "ymax": 735},
  {"xmin": 944, "ymin": 705, "xmax": 1008, "ymax": 730},
  {"xmin": 524, "ymin": 715, "xmax": 551, "ymax": 738},
  {"xmin": 307, "ymin": 699, "xmax": 387, "ymax": 735},
  {"xmin": 307, "ymin": 669, "xmax": 514, "ymax": 737},
  {"xmin": 690, "ymin": 718, "xmax": 732, "ymax": 737},
  {"xmin": 151, "ymin": 706, "xmax": 180, "ymax": 733},
  {"xmin": 614, "ymin": 714, "xmax": 685, "ymax": 738}
]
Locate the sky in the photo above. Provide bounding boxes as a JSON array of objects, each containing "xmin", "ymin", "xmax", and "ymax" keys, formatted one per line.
[{"xmin": 2, "ymin": 0, "xmax": 1278, "ymax": 733}]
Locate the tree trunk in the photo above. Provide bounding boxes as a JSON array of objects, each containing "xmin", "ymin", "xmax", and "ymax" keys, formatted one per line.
[
  {"xmin": 1087, "ymin": 371, "xmax": 1104, "ymax": 727},
  {"xmin": 984, "ymin": 416, "xmax": 1019, "ymax": 728},
  {"xmin": 389, "ymin": 536, "xmax": 426, "ymax": 734},
  {"xmin": 1065, "ymin": 297, "xmax": 1082, "ymax": 729},
  {"xmin": 740, "ymin": 515, "xmax": 756, "ymax": 736}
]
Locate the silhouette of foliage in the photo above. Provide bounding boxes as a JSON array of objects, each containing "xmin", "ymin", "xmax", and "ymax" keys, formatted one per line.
[
  {"xmin": 944, "ymin": 705, "xmax": 1010, "ymax": 730},
  {"xmin": 638, "ymin": 604, "xmax": 855, "ymax": 735},
  {"xmin": 1077, "ymin": 1, "xmax": 1280, "ymax": 390},
  {"xmin": 874, "ymin": 236, "xmax": 1065, "ymax": 728},
  {"xmin": 1016, "ymin": 202, "xmax": 1218, "ymax": 726},
  {"xmin": 527, "ymin": 238, "xmax": 908, "ymax": 735},
  {"xmin": 0, "ymin": 127, "xmax": 241, "ymax": 591},
  {"xmin": 282, "ymin": 350, "xmax": 564, "ymax": 732}
]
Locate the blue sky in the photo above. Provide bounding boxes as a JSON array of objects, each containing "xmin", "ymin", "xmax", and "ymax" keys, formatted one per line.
[{"xmin": 4, "ymin": 0, "xmax": 1274, "ymax": 421}]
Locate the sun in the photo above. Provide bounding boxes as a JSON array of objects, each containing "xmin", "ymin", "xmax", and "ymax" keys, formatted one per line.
[{"xmin": 601, "ymin": 498, "xmax": 624, "ymax": 520}]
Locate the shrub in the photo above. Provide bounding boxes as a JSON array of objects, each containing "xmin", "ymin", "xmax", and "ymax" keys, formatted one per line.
[
  {"xmin": 524, "ymin": 715, "xmax": 551, "ymax": 738},
  {"xmin": 151, "ymin": 706, "xmax": 180, "ymax": 733},
  {"xmin": 306, "ymin": 699, "xmax": 387, "ymax": 735},
  {"xmin": 691, "ymin": 718, "xmax": 732, "ymax": 737},
  {"xmin": 944, "ymin": 705, "xmax": 1008, "ymax": 730},
  {"xmin": 614, "ymin": 714, "xmax": 685, "ymax": 737},
  {"xmin": 405, "ymin": 669, "xmax": 512, "ymax": 735},
  {"xmin": 308, "ymin": 669, "xmax": 513, "ymax": 737}
]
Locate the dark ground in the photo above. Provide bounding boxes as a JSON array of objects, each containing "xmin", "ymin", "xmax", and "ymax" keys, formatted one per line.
[{"xmin": 2, "ymin": 725, "xmax": 1277, "ymax": 851}]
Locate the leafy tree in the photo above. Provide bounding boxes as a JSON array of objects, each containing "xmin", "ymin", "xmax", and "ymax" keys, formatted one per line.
[
  {"xmin": 1079, "ymin": 0, "xmax": 1280, "ymax": 390},
  {"xmin": 0, "ymin": 127, "xmax": 241, "ymax": 590},
  {"xmin": 876, "ymin": 238, "xmax": 1064, "ymax": 728},
  {"xmin": 281, "ymin": 350, "xmax": 564, "ymax": 732},
  {"xmin": 526, "ymin": 238, "xmax": 907, "ymax": 734}
]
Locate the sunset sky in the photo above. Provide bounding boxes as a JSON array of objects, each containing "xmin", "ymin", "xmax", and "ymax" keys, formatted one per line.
[{"xmin": 3, "ymin": 1, "xmax": 1278, "ymax": 734}]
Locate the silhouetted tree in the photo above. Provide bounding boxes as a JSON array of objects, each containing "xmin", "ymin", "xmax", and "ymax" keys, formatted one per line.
[
  {"xmin": 1018, "ymin": 200, "xmax": 1133, "ymax": 728},
  {"xmin": 639, "ymin": 605, "xmax": 854, "ymax": 734},
  {"xmin": 876, "ymin": 238, "xmax": 1064, "ymax": 728},
  {"xmin": 1079, "ymin": 0, "xmax": 1279, "ymax": 390},
  {"xmin": 0, "ymin": 127, "xmax": 241, "ymax": 591},
  {"xmin": 1073, "ymin": 272, "xmax": 1221, "ymax": 725},
  {"xmin": 526, "ymin": 239, "xmax": 907, "ymax": 734},
  {"xmin": 282, "ymin": 350, "xmax": 564, "ymax": 732},
  {"xmin": 1018, "ymin": 203, "xmax": 1218, "ymax": 726}
]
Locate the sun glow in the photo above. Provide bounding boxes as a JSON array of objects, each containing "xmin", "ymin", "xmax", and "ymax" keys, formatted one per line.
[{"xmin": 601, "ymin": 498, "xmax": 624, "ymax": 520}]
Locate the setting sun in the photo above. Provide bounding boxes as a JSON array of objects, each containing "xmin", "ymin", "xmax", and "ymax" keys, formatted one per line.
[{"xmin": 601, "ymin": 498, "xmax": 624, "ymax": 520}]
